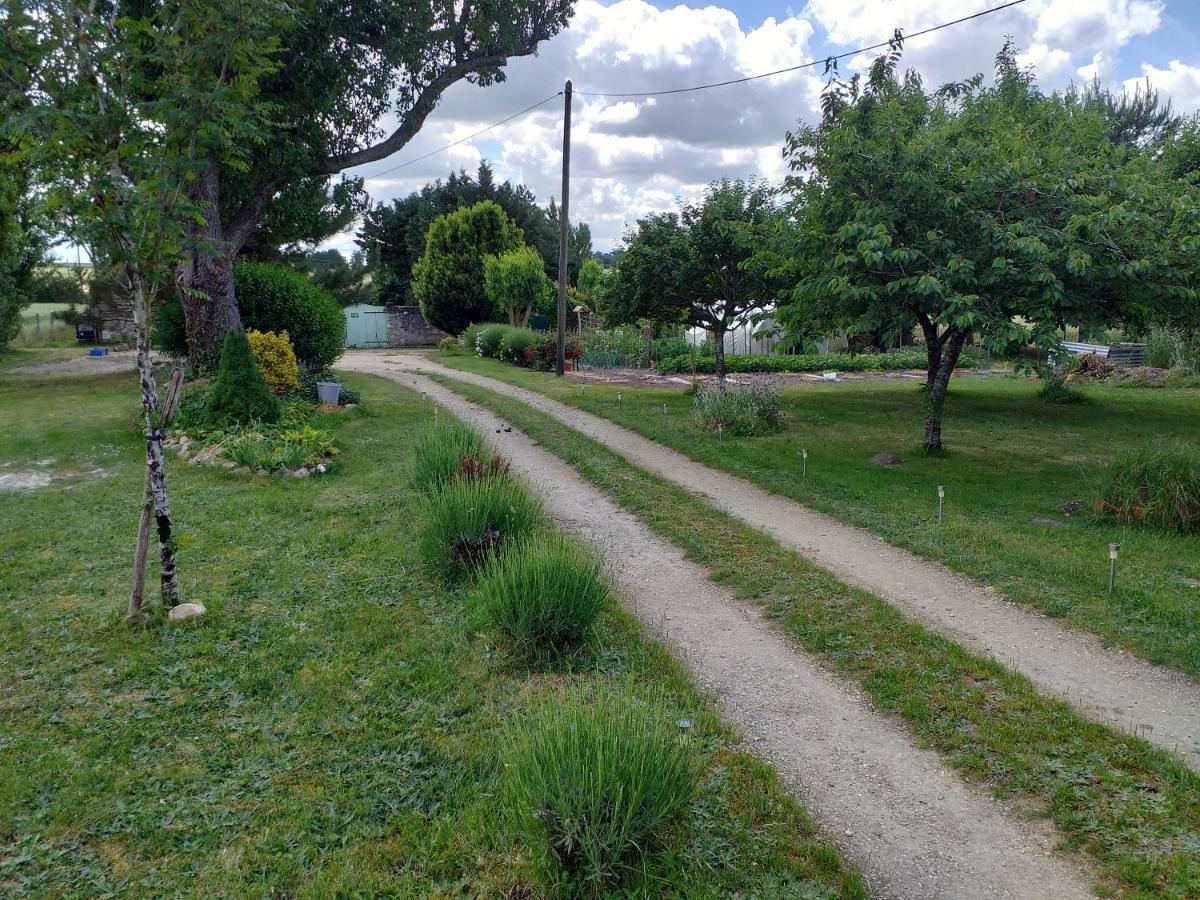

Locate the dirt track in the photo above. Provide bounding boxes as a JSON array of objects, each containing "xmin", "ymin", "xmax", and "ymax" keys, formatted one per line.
[
  {"xmin": 346, "ymin": 350, "xmax": 1200, "ymax": 773},
  {"xmin": 350, "ymin": 358, "xmax": 1096, "ymax": 900}
]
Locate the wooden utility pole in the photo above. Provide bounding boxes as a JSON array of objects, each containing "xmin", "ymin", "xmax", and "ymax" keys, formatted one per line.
[{"xmin": 556, "ymin": 80, "xmax": 572, "ymax": 376}]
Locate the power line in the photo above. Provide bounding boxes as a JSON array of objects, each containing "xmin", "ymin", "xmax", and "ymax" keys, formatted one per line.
[
  {"xmin": 361, "ymin": 92, "xmax": 563, "ymax": 181},
  {"xmin": 575, "ymin": 0, "xmax": 1030, "ymax": 98},
  {"xmin": 357, "ymin": 0, "xmax": 1029, "ymax": 177}
]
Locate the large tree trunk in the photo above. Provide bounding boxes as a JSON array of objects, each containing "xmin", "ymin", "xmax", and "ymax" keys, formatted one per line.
[
  {"xmin": 917, "ymin": 315, "xmax": 942, "ymax": 388},
  {"xmin": 923, "ymin": 327, "xmax": 967, "ymax": 456},
  {"xmin": 130, "ymin": 266, "xmax": 182, "ymax": 607},
  {"xmin": 178, "ymin": 158, "xmax": 242, "ymax": 370},
  {"xmin": 713, "ymin": 324, "xmax": 727, "ymax": 386}
]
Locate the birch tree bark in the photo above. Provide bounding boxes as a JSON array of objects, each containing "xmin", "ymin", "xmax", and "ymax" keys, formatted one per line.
[{"xmin": 129, "ymin": 266, "xmax": 181, "ymax": 608}]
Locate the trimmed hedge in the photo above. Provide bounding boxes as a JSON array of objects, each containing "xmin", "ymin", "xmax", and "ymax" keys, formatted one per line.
[
  {"xmin": 156, "ymin": 261, "xmax": 345, "ymax": 369},
  {"xmin": 657, "ymin": 347, "xmax": 986, "ymax": 375}
]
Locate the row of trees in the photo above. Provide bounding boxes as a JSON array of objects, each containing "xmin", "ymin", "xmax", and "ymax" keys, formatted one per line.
[
  {"xmin": 601, "ymin": 42, "xmax": 1200, "ymax": 453},
  {"xmin": 357, "ymin": 161, "xmax": 591, "ymax": 306}
]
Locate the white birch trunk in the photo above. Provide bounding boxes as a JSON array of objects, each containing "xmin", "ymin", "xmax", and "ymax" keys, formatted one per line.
[{"xmin": 130, "ymin": 266, "xmax": 182, "ymax": 607}]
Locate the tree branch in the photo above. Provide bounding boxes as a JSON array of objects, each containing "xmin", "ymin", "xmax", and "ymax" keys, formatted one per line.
[{"xmin": 314, "ymin": 54, "xmax": 510, "ymax": 176}]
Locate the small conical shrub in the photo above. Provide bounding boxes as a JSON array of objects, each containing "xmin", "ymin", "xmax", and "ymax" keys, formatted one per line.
[{"xmin": 205, "ymin": 330, "xmax": 280, "ymax": 427}]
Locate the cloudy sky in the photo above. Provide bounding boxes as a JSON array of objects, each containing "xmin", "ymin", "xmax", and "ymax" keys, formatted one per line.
[{"xmin": 330, "ymin": 0, "xmax": 1200, "ymax": 254}]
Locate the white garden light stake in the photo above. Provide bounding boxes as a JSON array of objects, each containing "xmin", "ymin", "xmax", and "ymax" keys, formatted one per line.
[
  {"xmin": 662, "ymin": 402, "xmax": 668, "ymax": 423},
  {"xmin": 434, "ymin": 405, "xmax": 439, "ymax": 428},
  {"xmin": 617, "ymin": 391, "xmax": 623, "ymax": 413},
  {"xmin": 1108, "ymin": 542, "xmax": 1120, "ymax": 593},
  {"xmin": 802, "ymin": 447, "xmax": 808, "ymax": 479},
  {"xmin": 937, "ymin": 484, "xmax": 945, "ymax": 525}
]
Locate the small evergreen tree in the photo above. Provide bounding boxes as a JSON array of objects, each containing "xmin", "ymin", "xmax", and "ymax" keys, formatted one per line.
[
  {"xmin": 206, "ymin": 330, "xmax": 280, "ymax": 426},
  {"xmin": 411, "ymin": 200, "xmax": 524, "ymax": 333}
]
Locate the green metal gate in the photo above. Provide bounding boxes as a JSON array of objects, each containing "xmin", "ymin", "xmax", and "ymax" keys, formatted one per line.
[{"xmin": 344, "ymin": 304, "xmax": 389, "ymax": 348}]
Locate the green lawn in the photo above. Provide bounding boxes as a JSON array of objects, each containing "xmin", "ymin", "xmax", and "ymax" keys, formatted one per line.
[
  {"xmin": 0, "ymin": 370, "xmax": 862, "ymax": 897},
  {"xmin": 432, "ymin": 372, "xmax": 1200, "ymax": 899},
  {"xmin": 435, "ymin": 354, "xmax": 1200, "ymax": 677}
]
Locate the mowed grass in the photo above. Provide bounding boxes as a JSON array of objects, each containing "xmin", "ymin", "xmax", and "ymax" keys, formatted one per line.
[
  {"xmin": 431, "ymin": 373, "xmax": 1200, "ymax": 899},
  {"xmin": 435, "ymin": 354, "xmax": 1200, "ymax": 676},
  {"xmin": 0, "ymin": 370, "xmax": 862, "ymax": 897}
]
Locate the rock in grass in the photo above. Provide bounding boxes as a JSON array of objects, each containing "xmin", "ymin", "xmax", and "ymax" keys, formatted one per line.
[
  {"xmin": 168, "ymin": 602, "xmax": 206, "ymax": 621},
  {"xmin": 871, "ymin": 453, "xmax": 904, "ymax": 466}
]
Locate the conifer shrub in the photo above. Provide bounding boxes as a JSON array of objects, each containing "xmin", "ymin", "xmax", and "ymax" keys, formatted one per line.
[
  {"xmin": 246, "ymin": 329, "xmax": 299, "ymax": 394},
  {"xmin": 507, "ymin": 691, "xmax": 700, "ymax": 893},
  {"xmin": 205, "ymin": 330, "xmax": 280, "ymax": 427}
]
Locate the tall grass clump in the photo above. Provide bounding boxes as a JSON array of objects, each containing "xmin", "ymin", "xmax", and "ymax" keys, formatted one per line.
[
  {"xmin": 419, "ymin": 476, "xmax": 541, "ymax": 579},
  {"xmin": 693, "ymin": 383, "xmax": 785, "ymax": 436},
  {"xmin": 507, "ymin": 693, "xmax": 700, "ymax": 894},
  {"xmin": 473, "ymin": 536, "xmax": 608, "ymax": 659},
  {"xmin": 1096, "ymin": 447, "xmax": 1199, "ymax": 533},
  {"xmin": 410, "ymin": 417, "xmax": 505, "ymax": 493}
]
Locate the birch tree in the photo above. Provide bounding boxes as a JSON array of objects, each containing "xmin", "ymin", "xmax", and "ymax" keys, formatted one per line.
[{"xmin": 3, "ymin": 0, "xmax": 279, "ymax": 611}]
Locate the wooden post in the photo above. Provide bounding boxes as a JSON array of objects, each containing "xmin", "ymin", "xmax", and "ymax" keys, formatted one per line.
[{"xmin": 556, "ymin": 80, "xmax": 572, "ymax": 376}]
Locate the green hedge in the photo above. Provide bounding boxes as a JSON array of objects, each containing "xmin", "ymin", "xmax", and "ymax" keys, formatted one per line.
[
  {"xmin": 657, "ymin": 347, "xmax": 986, "ymax": 375},
  {"xmin": 156, "ymin": 261, "xmax": 345, "ymax": 368}
]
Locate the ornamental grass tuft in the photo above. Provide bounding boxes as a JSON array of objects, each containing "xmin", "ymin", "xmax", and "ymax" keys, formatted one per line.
[
  {"xmin": 418, "ymin": 476, "xmax": 541, "ymax": 580},
  {"xmin": 410, "ymin": 417, "xmax": 504, "ymax": 493},
  {"xmin": 693, "ymin": 382, "xmax": 785, "ymax": 436},
  {"xmin": 473, "ymin": 535, "xmax": 608, "ymax": 659},
  {"xmin": 506, "ymin": 691, "xmax": 700, "ymax": 895},
  {"xmin": 1095, "ymin": 446, "xmax": 1200, "ymax": 532}
]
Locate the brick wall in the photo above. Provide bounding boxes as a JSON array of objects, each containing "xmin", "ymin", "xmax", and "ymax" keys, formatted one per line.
[{"xmin": 386, "ymin": 305, "xmax": 448, "ymax": 347}]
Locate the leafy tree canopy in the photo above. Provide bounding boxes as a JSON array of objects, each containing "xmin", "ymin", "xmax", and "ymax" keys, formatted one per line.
[
  {"xmin": 602, "ymin": 178, "xmax": 778, "ymax": 382},
  {"xmin": 766, "ymin": 40, "xmax": 1200, "ymax": 454},
  {"xmin": 357, "ymin": 161, "xmax": 591, "ymax": 304},
  {"xmin": 484, "ymin": 245, "xmax": 553, "ymax": 327}
]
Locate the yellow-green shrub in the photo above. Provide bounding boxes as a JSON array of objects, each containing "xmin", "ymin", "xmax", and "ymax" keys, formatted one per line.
[{"xmin": 246, "ymin": 329, "xmax": 299, "ymax": 395}]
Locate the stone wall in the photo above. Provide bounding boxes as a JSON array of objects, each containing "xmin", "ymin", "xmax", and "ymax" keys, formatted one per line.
[{"xmin": 386, "ymin": 305, "xmax": 448, "ymax": 346}]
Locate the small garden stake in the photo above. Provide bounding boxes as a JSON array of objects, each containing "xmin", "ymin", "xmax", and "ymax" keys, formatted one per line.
[
  {"xmin": 617, "ymin": 391, "xmax": 623, "ymax": 413},
  {"xmin": 802, "ymin": 447, "xmax": 808, "ymax": 479},
  {"xmin": 1108, "ymin": 542, "xmax": 1120, "ymax": 593},
  {"xmin": 662, "ymin": 402, "xmax": 668, "ymax": 424},
  {"xmin": 937, "ymin": 484, "xmax": 945, "ymax": 525}
]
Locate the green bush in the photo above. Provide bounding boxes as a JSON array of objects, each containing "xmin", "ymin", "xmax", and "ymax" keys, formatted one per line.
[
  {"xmin": 473, "ymin": 536, "xmax": 608, "ymax": 658},
  {"xmin": 418, "ymin": 476, "xmax": 541, "ymax": 580},
  {"xmin": 205, "ymin": 331, "xmax": 280, "ymax": 427},
  {"xmin": 693, "ymin": 383, "xmax": 785, "ymax": 436},
  {"xmin": 410, "ymin": 418, "xmax": 504, "ymax": 493},
  {"xmin": 472, "ymin": 323, "xmax": 513, "ymax": 358},
  {"xmin": 1096, "ymin": 447, "xmax": 1199, "ymax": 533},
  {"xmin": 499, "ymin": 327, "xmax": 537, "ymax": 364},
  {"xmin": 507, "ymin": 692, "xmax": 699, "ymax": 893},
  {"xmin": 156, "ymin": 262, "xmax": 345, "ymax": 369},
  {"xmin": 413, "ymin": 201, "xmax": 524, "ymax": 335},
  {"xmin": 657, "ymin": 346, "xmax": 987, "ymax": 375}
]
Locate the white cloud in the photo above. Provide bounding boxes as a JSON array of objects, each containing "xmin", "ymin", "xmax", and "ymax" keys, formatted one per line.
[
  {"xmin": 1125, "ymin": 59, "xmax": 1200, "ymax": 111},
  {"xmin": 318, "ymin": 0, "xmax": 1187, "ymax": 259}
]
